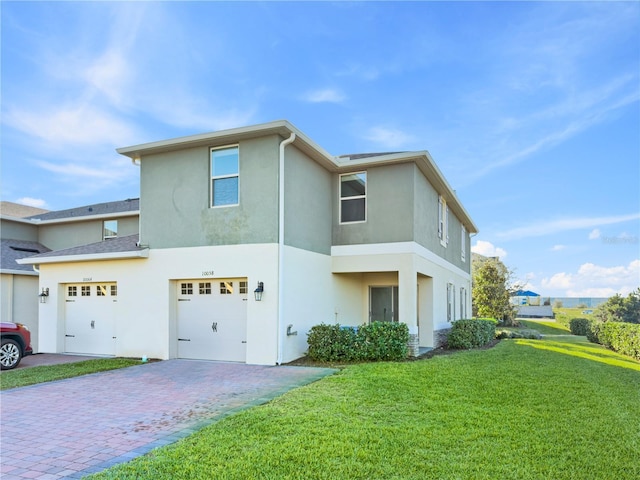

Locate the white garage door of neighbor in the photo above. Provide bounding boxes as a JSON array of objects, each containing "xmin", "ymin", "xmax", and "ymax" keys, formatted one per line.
[
  {"xmin": 177, "ymin": 279, "xmax": 248, "ymax": 362},
  {"xmin": 65, "ymin": 283, "xmax": 117, "ymax": 355}
]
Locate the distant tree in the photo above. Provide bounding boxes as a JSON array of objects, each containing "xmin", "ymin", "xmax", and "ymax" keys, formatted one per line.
[
  {"xmin": 472, "ymin": 256, "xmax": 519, "ymax": 326},
  {"xmin": 593, "ymin": 288, "xmax": 640, "ymax": 324}
]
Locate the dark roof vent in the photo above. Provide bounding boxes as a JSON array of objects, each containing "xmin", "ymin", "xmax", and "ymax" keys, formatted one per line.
[{"xmin": 9, "ymin": 246, "xmax": 41, "ymax": 254}]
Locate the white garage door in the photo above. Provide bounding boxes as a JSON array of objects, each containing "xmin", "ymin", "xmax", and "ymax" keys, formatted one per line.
[
  {"xmin": 177, "ymin": 279, "xmax": 248, "ymax": 362},
  {"xmin": 65, "ymin": 283, "xmax": 117, "ymax": 355}
]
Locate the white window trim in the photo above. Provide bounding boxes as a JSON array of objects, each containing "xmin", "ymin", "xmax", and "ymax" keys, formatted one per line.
[
  {"xmin": 438, "ymin": 196, "xmax": 449, "ymax": 247},
  {"xmin": 339, "ymin": 171, "xmax": 367, "ymax": 224},
  {"xmin": 210, "ymin": 145, "xmax": 240, "ymax": 208},
  {"xmin": 461, "ymin": 225, "xmax": 467, "ymax": 262},
  {"xmin": 447, "ymin": 282, "xmax": 455, "ymax": 322},
  {"xmin": 103, "ymin": 220, "xmax": 118, "ymax": 240}
]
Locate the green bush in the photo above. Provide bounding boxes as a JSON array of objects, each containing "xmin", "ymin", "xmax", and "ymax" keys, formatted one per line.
[
  {"xmin": 596, "ymin": 322, "xmax": 640, "ymax": 361},
  {"xmin": 307, "ymin": 322, "xmax": 409, "ymax": 362},
  {"xmin": 448, "ymin": 319, "xmax": 496, "ymax": 349},
  {"xmin": 495, "ymin": 329, "xmax": 542, "ymax": 340},
  {"xmin": 586, "ymin": 320, "xmax": 603, "ymax": 344},
  {"xmin": 569, "ymin": 318, "xmax": 591, "ymax": 336}
]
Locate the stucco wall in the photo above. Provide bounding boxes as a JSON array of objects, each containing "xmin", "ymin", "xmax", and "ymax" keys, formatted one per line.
[
  {"xmin": 38, "ymin": 216, "xmax": 139, "ymax": 251},
  {"xmin": 1, "ymin": 219, "xmax": 39, "ymax": 242},
  {"xmin": 139, "ymin": 135, "xmax": 280, "ymax": 248}
]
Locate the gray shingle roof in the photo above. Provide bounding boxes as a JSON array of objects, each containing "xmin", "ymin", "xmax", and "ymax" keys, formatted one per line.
[
  {"xmin": 337, "ymin": 152, "xmax": 407, "ymax": 160},
  {"xmin": 26, "ymin": 198, "xmax": 139, "ymax": 221},
  {"xmin": 27, "ymin": 234, "xmax": 143, "ymax": 260},
  {"xmin": 1, "ymin": 239, "xmax": 51, "ymax": 272}
]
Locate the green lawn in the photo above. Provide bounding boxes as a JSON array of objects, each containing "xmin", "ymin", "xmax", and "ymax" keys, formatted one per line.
[
  {"xmin": 554, "ymin": 307, "xmax": 595, "ymax": 326},
  {"xmin": 0, "ymin": 358, "xmax": 140, "ymax": 390},
  {"xmin": 90, "ymin": 337, "xmax": 640, "ymax": 480},
  {"xmin": 518, "ymin": 319, "xmax": 571, "ymax": 335}
]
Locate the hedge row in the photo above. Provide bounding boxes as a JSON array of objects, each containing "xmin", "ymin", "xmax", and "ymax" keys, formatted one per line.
[
  {"xmin": 590, "ymin": 322, "xmax": 640, "ymax": 361},
  {"xmin": 307, "ymin": 322, "xmax": 409, "ymax": 362},
  {"xmin": 569, "ymin": 318, "xmax": 591, "ymax": 336},
  {"xmin": 447, "ymin": 319, "xmax": 496, "ymax": 349}
]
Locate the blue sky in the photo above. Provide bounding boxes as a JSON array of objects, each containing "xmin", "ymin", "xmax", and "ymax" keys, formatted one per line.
[{"xmin": 2, "ymin": 1, "xmax": 639, "ymax": 298}]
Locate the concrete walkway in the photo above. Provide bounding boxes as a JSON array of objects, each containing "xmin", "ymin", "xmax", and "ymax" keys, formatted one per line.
[{"xmin": 1, "ymin": 360, "xmax": 335, "ymax": 479}]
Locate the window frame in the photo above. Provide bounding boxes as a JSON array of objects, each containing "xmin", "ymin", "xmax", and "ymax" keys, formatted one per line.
[
  {"xmin": 103, "ymin": 220, "xmax": 118, "ymax": 240},
  {"xmin": 461, "ymin": 225, "xmax": 467, "ymax": 262},
  {"xmin": 339, "ymin": 171, "xmax": 367, "ymax": 224},
  {"xmin": 438, "ymin": 195, "xmax": 449, "ymax": 247},
  {"xmin": 210, "ymin": 145, "xmax": 240, "ymax": 208}
]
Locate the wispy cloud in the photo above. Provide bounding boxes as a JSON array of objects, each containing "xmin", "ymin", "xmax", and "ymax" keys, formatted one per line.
[
  {"xmin": 496, "ymin": 213, "xmax": 640, "ymax": 241},
  {"xmin": 14, "ymin": 197, "xmax": 48, "ymax": 209},
  {"xmin": 541, "ymin": 259, "xmax": 640, "ymax": 297},
  {"xmin": 302, "ymin": 88, "xmax": 347, "ymax": 104},
  {"xmin": 362, "ymin": 126, "xmax": 415, "ymax": 149}
]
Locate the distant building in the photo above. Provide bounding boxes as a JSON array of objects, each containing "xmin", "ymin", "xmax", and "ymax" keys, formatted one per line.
[{"xmin": 511, "ymin": 289, "xmax": 541, "ymax": 306}]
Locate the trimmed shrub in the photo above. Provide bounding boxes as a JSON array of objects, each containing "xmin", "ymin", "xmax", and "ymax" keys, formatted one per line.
[
  {"xmin": 357, "ymin": 322, "xmax": 409, "ymax": 361},
  {"xmin": 448, "ymin": 319, "xmax": 496, "ymax": 349},
  {"xmin": 597, "ymin": 322, "xmax": 640, "ymax": 361},
  {"xmin": 495, "ymin": 329, "xmax": 542, "ymax": 340},
  {"xmin": 586, "ymin": 320, "xmax": 603, "ymax": 344},
  {"xmin": 307, "ymin": 322, "xmax": 409, "ymax": 362},
  {"xmin": 307, "ymin": 324, "xmax": 357, "ymax": 362},
  {"xmin": 569, "ymin": 318, "xmax": 591, "ymax": 336}
]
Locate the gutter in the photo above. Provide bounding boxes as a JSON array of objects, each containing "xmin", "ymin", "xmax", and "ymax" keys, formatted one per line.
[{"xmin": 277, "ymin": 132, "xmax": 296, "ymax": 365}]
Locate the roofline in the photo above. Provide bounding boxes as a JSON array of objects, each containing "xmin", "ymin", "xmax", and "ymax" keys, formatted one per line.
[
  {"xmin": 0, "ymin": 269, "xmax": 38, "ymax": 276},
  {"xmin": 16, "ymin": 249, "xmax": 149, "ymax": 265},
  {"xmin": 116, "ymin": 120, "xmax": 478, "ymax": 233},
  {"xmin": 0, "ymin": 215, "xmax": 37, "ymax": 225},
  {"xmin": 10, "ymin": 210, "xmax": 139, "ymax": 226}
]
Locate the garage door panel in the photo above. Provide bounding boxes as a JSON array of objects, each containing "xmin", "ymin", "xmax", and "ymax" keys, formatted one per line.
[
  {"xmin": 65, "ymin": 283, "xmax": 117, "ymax": 355},
  {"xmin": 177, "ymin": 279, "xmax": 247, "ymax": 362}
]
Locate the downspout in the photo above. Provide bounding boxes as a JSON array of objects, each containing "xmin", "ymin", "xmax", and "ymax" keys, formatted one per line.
[
  {"xmin": 277, "ymin": 132, "xmax": 296, "ymax": 365},
  {"xmin": 32, "ymin": 265, "xmax": 40, "ymax": 274},
  {"xmin": 131, "ymin": 157, "xmax": 142, "ymax": 246}
]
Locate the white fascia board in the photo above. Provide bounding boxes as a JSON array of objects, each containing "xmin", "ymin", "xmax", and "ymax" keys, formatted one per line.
[
  {"xmin": 0, "ymin": 269, "xmax": 39, "ymax": 276},
  {"xmin": 0, "ymin": 215, "xmax": 37, "ymax": 224},
  {"xmin": 331, "ymin": 242, "xmax": 471, "ymax": 279},
  {"xmin": 26, "ymin": 210, "xmax": 139, "ymax": 225},
  {"xmin": 16, "ymin": 249, "xmax": 149, "ymax": 265}
]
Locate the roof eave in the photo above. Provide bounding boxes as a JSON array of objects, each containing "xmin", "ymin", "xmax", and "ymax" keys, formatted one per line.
[{"xmin": 16, "ymin": 249, "xmax": 150, "ymax": 265}]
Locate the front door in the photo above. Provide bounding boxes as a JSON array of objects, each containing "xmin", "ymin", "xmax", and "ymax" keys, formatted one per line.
[{"xmin": 369, "ymin": 286, "xmax": 399, "ymax": 322}]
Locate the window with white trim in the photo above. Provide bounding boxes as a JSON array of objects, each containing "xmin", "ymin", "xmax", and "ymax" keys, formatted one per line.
[
  {"xmin": 181, "ymin": 283, "xmax": 193, "ymax": 295},
  {"xmin": 447, "ymin": 282, "xmax": 455, "ymax": 322},
  {"xmin": 211, "ymin": 146, "xmax": 239, "ymax": 207},
  {"xmin": 340, "ymin": 172, "xmax": 366, "ymax": 223},
  {"xmin": 103, "ymin": 220, "xmax": 118, "ymax": 240},
  {"xmin": 461, "ymin": 225, "xmax": 467, "ymax": 262},
  {"xmin": 110, "ymin": 285, "xmax": 118, "ymax": 297},
  {"xmin": 239, "ymin": 281, "xmax": 248, "ymax": 294},
  {"xmin": 81, "ymin": 286, "xmax": 91, "ymax": 297},
  {"xmin": 199, "ymin": 282, "xmax": 211, "ymax": 295},
  {"xmin": 460, "ymin": 287, "xmax": 467, "ymax": 319},
  {"xmin": 68, "ymin": 286, "xmax": 77, "ymax": 297},
  {"xmin": 438, "ymin": 195, "xmax": 449, "ymax": 247}
]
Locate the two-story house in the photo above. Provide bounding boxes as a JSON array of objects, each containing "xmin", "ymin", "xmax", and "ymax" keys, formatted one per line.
[{"xmin": 19, "ymin": 120, "xmax": 478, "ymax": 365}]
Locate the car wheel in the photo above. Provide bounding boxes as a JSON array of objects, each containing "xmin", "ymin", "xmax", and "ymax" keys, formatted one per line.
[{"xmin": 0, "ymin": 338, "xmax": 22, "ymax": 370}]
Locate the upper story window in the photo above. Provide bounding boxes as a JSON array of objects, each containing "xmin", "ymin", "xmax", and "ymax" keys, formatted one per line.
[
  {"xmin": 438, "ymin": 195, "xmax": 449, "ymax": 247},
  {"xmin": 211, "ymin": 146, "xmax": 239, "ymax": 207},
  {"xmin": 103, "ymin": 220, "xmax": 118, "ymax": 240},
  {"xmin": 340, "ymin": 172, "xmax": 366, "ymax": 223},
  {"xmin": 461, "ymin": 225, "xmax": 467, "ymax": 262}
]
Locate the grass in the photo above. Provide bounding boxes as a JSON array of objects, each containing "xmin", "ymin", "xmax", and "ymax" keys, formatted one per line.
[
  {"xmin": 518, "ymin": 319, "xmax": 571, "ymax": 335},
  {"xmin": 89, "ymin": 337, "xmax": 640, "ymax": 480},
  {"xmin": 554, "ymin": 307, "xmax": 595, "ymax": 326},
  {"xmin": 0, "ymin": 358, "xmax": 141, "ymax": 390}
]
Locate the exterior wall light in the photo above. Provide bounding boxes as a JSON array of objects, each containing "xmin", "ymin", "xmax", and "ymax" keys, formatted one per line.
[
  {"xmin": 254, "ymin": 282, "xmax": 264, "ymax": 301},
  {"xmin": 39, "ymin": 287, "xmax": 49, "ymax": 304}
]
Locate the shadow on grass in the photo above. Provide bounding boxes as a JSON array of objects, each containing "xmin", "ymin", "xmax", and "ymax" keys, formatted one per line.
[{"xmin": 515, "ymin": 338, "xmax": 640, "ymax": 371}]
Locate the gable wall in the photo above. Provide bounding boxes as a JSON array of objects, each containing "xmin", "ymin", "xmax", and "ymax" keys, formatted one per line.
[
  {"xmin": 1, "ymin": 219, "xmax": 39, "ymax": 242},
  {"xmin": 37, "ymin": 217, "xmax": 139, "ymax": 251}
]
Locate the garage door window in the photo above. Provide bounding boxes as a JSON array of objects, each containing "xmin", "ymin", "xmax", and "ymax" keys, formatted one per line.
[
  {"xmin": 81, "ymin": 286, "xmax": 91, "ymax": 296},
  {"xmin": 97, "ymin": 285, "xmax": 107, "ymax": 296},
  {"xmin": 68, "ymin": 286, "xmax": 77, "ymax": 297},
  {"xmin": 199, "ymin": 282, "xmax": 212, "ymax": 295},
  {"xmin": 111, "ymin": 285, "xmax": 117, "ymax": 297},
  {"xmin": 181, "ymin": 283, "xmax": 193, "ymax": 295},
  {"xmin": 220, "ymin": 281, "xmax": 233, "ymax": 294},
  {"xmin": 239, "ymin": 281, "xmax": 248, "ymax": 294}
]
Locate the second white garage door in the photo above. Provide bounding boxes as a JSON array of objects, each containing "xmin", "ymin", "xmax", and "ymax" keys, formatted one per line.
[{"xmin": 177, "ymin": 279, "xmax": 248, "ymax": 362}]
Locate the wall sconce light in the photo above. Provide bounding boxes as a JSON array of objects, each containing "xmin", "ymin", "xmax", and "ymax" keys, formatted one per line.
[
  {"xmin": 39, "ymin": 287, "xmax": 49, "ymax": 304},
  {"xmin": 254, "ymin": 281, "xmax": 264, "ymax": 301}
]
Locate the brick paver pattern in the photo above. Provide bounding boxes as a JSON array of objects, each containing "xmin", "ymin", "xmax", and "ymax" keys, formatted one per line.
[{"xmin": 1, "ymin": 360, "xmax": 335, "ymax": 479}]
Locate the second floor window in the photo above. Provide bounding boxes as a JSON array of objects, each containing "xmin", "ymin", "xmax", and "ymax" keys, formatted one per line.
[
  {"xmin": 211, "ymin": 146, "xmax": 239, "ymax": 207},
  {"xmin": 340, "ymin": 172, "xmax": 366, "ymax": 223},
  {"xmin": 103, "ymin": 220, "xmax": 118, "ymax": 240},
  {"xmin": 438, "ymin": 195, "xmax": 449, "ymax": 247}
]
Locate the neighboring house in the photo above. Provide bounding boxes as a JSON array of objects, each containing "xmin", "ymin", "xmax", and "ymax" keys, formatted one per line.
[
  {"xmin": 1, "ymin": 199, "xmax": 140, "ymax": 351},
  {"xmin": 18, "ymin": 120, "xmax": 478, "ymax": 365}
]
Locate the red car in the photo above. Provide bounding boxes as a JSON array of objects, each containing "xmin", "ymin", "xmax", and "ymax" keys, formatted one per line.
[{"xmin": 1, "ymin": 322, "xmax": 33, "ymax": 370}]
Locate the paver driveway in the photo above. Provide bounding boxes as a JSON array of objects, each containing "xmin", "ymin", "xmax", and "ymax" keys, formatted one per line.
[{"xmin": 1, "ymin": 359, "xmax": 335, "ymax": 479}]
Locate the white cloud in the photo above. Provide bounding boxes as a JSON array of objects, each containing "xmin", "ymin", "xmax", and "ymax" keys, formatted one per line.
[
  {"xmin": 303, "ymin": 88, "xmax": 347, "ymax": 103},
  {"xmin": 589, "ymin": 228, "xmax": 601, "ymax": 240},
  {"xmin": 551, "ymin": 244, "xmax": 566, "ymax": 251},
  {"xmin": 540, "ymin": 259, "xmax": 640, "ymax": 297},
  {"xmin": 14, "ymin": 197, "xmax": 48, "ymax": 209},
  {"xmin": 363, "ymin": 126, "xmax": 415, "ymax": 149},
  {"xmin": 471, "ymin": 240, "xmax": 507, "ymax": 259},
  {"xmin": 496, "ymin": 213, "xmax": 640, "ymax": 241}
]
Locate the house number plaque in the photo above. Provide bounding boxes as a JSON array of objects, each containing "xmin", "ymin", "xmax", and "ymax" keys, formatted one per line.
[{"xmin": 202, "ymin": 270, "xmax": 215, "ymax": 276}]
